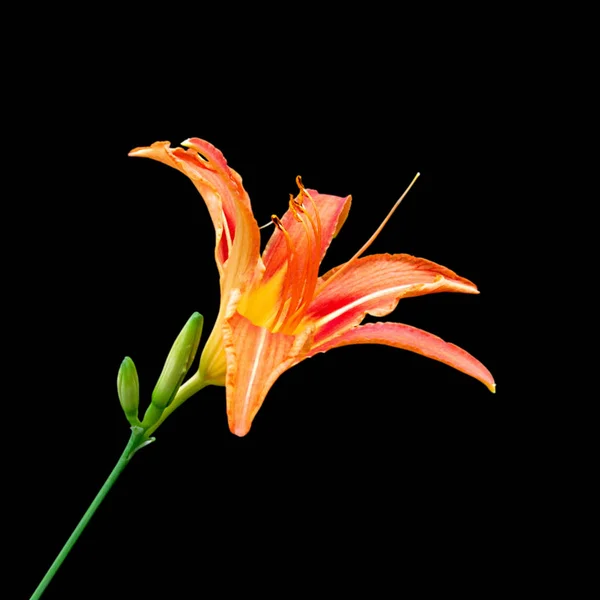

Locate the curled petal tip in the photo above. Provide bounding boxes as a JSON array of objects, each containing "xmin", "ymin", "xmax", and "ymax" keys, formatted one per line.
[
  {"xmin": 180, "ymin": 138, "xmax": 206, "ymax": 153},
  {"xmin": 488, "ymin": 382, "xmax": 497, "ymax": 394}
]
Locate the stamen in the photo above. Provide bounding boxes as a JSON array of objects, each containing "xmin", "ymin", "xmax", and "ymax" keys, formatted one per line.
[
  {"xmin": 300, "ymin": 186, "xmax": 322, "ymax": 251},
  {"xmin": 270, "ymin": 215, "xmax": 299, "ymax": 330},
  {"xmin": 270, "ymin": 179, "xmax": 326, "ymax": 333},
  {"xmin": 291, "ymin": 207, "xmax": 319, "ymax": 313},
  {"xmin": 286, "ymin": 185, "xmax": 323, "ymax": 332},
  {"xmin": 295, "ymin": 177, "xmax": 322, "ymax": 258},
  {"xmin": 321, "ymin": 172, "xmax": 421, "ymax": 288},
  {"xmin": 288, "ymin": 195, "xmax": 304, "ymax": 222},
  {"xmin": 286, "ymin": 209, "xmax": 313, "ymax": 320}
]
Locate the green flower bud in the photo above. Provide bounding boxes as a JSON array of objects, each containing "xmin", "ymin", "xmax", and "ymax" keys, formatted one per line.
[
  {"xmin": 117, "ymin": 356, "xmax": 140, "ymax": 426},
  {"xmin": 150, "ymin": 312, "xmax": 204, "ymax": 411}
]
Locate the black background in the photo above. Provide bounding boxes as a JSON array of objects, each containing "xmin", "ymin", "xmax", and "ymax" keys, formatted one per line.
[{"xmin": 12, "ymin": 19, "xmax": 514, "ymax": 599}]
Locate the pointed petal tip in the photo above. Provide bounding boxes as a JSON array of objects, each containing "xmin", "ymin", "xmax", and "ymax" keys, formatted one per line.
[
  {"xmin": 128, "ymin": 141, "xmax": 172, "ymax": 158},
  {"xmin": 308, "ymin": 322, "xmax": 494, "ymax": 395},
  {"xmin": 455, "ymin": 278, "xmax": 479, "ymax": 294},
  {"xmin": 128, "ymin": 145, "xmax": 157, "ymax": 158},
  {"xmin": 230, "ymin": 420, "xmax": 251, "ymax": 437}
]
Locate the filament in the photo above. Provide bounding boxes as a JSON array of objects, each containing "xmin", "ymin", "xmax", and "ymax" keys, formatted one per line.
[
  {"xmin": 320, "ymin": 172, "xmax": 420, "ymax": 289},
  {"xmin": 270, "ymin": 215, "xmax": 299, "ymax": 330}
]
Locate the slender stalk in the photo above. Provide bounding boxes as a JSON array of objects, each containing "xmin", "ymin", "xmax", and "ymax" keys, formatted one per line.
[
  {"xmin": 30, "ymin": 430, "xmax": 145, "ymax": 600},
  {"xmin": 30, "ymin": 373, "xmax": 209, "ymax": 598}
]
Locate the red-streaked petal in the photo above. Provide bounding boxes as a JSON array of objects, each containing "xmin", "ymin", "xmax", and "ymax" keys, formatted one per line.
[
  {"xmin": 129, "ymin": 139, "xmax": 260, "ymax": 283},
  {"xmin": 304, "ymin": 253, "xmax": 479, "ymax": 345},
  {"xmin": 222, "ymin": 311, "xmax": 313, "ymax": 436},
  {"xmin": 262, "ymin": 190, "xmax": 352, "ymax": 280},
  {"xmin": 307, "ymin": 321, "xmax": 495, "ymax": 392}
]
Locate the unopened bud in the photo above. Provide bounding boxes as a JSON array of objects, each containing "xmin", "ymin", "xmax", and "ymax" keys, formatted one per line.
[
  {"xmin": 151, "ymin": 312, "xmax": 203, "ymax": 411},
  {"xmin": 117, "ymin": 356, "xmax": 140, "ymax": 426}
]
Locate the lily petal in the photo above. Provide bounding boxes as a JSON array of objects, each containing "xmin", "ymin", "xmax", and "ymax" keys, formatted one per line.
[
  {"xmin": 306, "ymin": 254, "xmax": 479, "ymax": 345},
  {"xmin": 307, "ymin": 321, "xmax": 495, "ymax": 392},
  {"xmin": 129, "ymin": 139, "xmax": 261, "ymax": 285},
  {"xmin": 182, "ymin": 138, "xmax": 262, "ymax": 291},
  {"xmin": 222, "ymin": 310, "xmax": 313, "ymax": 436},
  {"xmin": 262, "ymin": 190, "xmax": 352, "ymax": 280},
  {"xmin": 130, "ymin": 139, "xmax": 264, "ymax": 388}
]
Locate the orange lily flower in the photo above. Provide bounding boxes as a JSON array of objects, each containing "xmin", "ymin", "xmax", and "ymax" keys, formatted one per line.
[{"xmin": 129, "ymin": 138, "xmax": 495, "ymax": 437}]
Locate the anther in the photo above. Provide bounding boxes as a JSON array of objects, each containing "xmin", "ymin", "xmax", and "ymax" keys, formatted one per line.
[
  {"xmin": 271, "ymin": 215, "xmax": 284, "ymax": 230},
  {"xmin": 288, "ymin": 194, "xmax": 304, "ymax": 221}
]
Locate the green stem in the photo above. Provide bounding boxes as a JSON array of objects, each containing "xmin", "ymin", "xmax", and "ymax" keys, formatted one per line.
[{"xmin": 30, "ymin": 429, "xmax": 146, "ymax": 600}]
